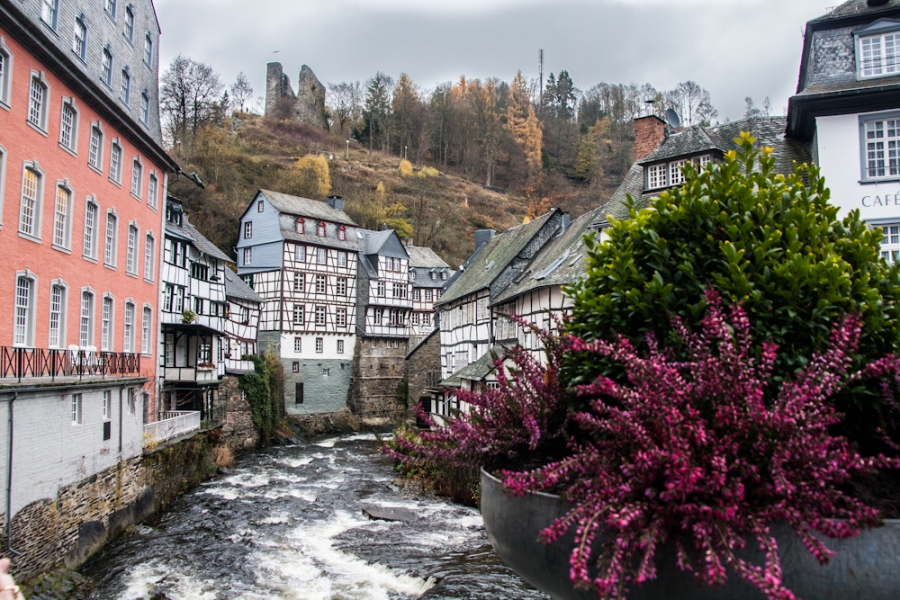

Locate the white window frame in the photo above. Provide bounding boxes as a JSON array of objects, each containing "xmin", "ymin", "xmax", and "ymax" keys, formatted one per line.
[
  {"xmin": 144, "ymin": 233, "xmax": 155, "ymax": 282},
  {"xmin": 0, "ymin": 37, "xmax": 12, "ymax": 110},
  {"xmin": 294, "ymin": 337, "xmax": 302, "ymax": 353},
  {"xmin": 109, "ymin": 140, "xmax": 123, "ymax": 184},
  {"xmin": 315, "ymin": 274, "xmax": 326, "ymax": 294},
  {"xmin": 19, "ymin": 162, "xmax": 44, "ymax": 240},
  {"xmin": 41, "ymin": 0, "xmax": 59, "ymax": 30},
  {"xmin": 123, "ymin": 301, "xmax": 135, "ymax": 353},
  {"xmin": 861, "ymin": 111, "xmax": 900, "ymax": 182},
  {"xmin": 148, "ymin": 173, "xmax": 158, "ymax": 209},
  {"xmin": 0, "ymin": 144, "xmax": 5, "ymax": 226},
  {"xmin": 48, "ymin": 280, "xmax": 67, "ymax": 348},
  {"xmin": 336, "ymin": 307, "xmax": 346, "ymax": 327},
  {"xmin": 244, "ymin": 221, "xmax": 252, "ymax": 239},
  {"xmin": 89, "ymin": 123, "xmax": 104, "ymax": 171},
  {"xmin": 337, "ymin": 339, "xmax": 344, "ymax": 354},
  {"xmin": 83, "ymin": 196, "xmax": 99, "ymax": 260},
  {"xmin": 315, "ymin": 305, "xmax": 326, "ymax": 326},
  {"xmin": 101, "ymin": 47, "xmax": 113, "ymax": 88},
  {"xmin": 338, "ymin": 251, "xmax": 347, "ymax": 267},
  {"xmin": 59, "ymin": 98, "xmax": 79, "ymax": 153},
  {"xmin": 80, "ymin": 289, "xmax": 95, "ymax": 347},
  {"xmin": 317, "ymin": 247, "xmax": 327, "ymax": 264},
  {"xmin": 140, "ymin": 91, "xmax": 150, "ymax": 125},
  {"xmin": 143, "ymin": 33, "xmax": 153, "ymax": 66},
  {"xmin": 646, "ymin": 163, "xmax": 667, "ymax": 190},
  {"xmin": 858, "ymin": 27, "xmax": 900, "ymax": 80},
  {"xmin": 120, "ymin": 68, "xmax": 131, "ymax": 105},
  {"xmin": 243, "ymin": 247, "xmax": 252, "ymax": 265},
  {"xmin": 73, "ymin": 17, "xmax": 87, "ymax": 61},
  {"xmin": 103, "ymin": 390, "xmax": 111, "ymax": 422},
  {"xmin": 124, "ymin": 6, "xmax": 135, "ymax": 42},
  {"xmin": 27, "ymin": 72, "xmax": 50, "ymax": 133},
  {"xmin": 13, "ymin": 272, "xmax": 37, "ymax": 347},
  {"xmin": 104, "ymin": 210, "xmax": 118, "ymax": 267},
  {"xmin": 336, "ymin": 277, "xmax": 346, "ymax": 296},
  {"xmin": 293, "ymin": 272, "xmax": 304, "ymax": 292},
  {"xmin": 141, "ymin": 305, "xmax": 152, "ymax": 354},
  {"xmin": 71, "ymin": 393, "xmax": 83, "ymax": 425},
  {"xmin": 126, "ymin": 223, "xmax": 138, "ymax": 275},
  {"xmin": 295, "ymin": 244, "xmax": 305, "ymax": 262},
  {"xmin": 105, "ymin": 0, "xmax": 117, "ymax": 19},
  {"xmin": 101, "ymin": 294, "xmax": 114, "ymax": 351},
  {"xmin": 315, "ymin": 337, "xmax": 323, "ymax": 353},
  {"xmin": 293, "ymin": 304, "xmax": 304, "ymax": 325},
  {"xmin": 130, "ymin": 157, "xmax": 142, "ymax": 198},
  {"xmin": 52, "ymin": 181, "xmax": 73, "ymax": 250}
]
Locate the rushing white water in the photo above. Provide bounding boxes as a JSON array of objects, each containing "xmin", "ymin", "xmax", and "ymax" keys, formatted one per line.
[{"xmin": 83, "ymin": 434, "xmax": 548, "ymax": 599}]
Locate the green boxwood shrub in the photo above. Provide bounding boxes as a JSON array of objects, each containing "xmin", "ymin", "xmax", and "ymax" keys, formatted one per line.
[{"xmin": 565, "ymin": 133, "xmax": 900, "ymax": 448}]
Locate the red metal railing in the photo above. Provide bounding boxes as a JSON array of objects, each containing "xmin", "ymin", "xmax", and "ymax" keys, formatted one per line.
[{"xmin": 0, "ymin": 347, "xmax": 141, "ymax": 382}]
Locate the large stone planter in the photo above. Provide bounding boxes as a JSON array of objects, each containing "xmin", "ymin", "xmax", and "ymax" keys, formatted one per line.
[{"xmin": 480, "ymin": 468, "xmax": 900, "ymax": 600}]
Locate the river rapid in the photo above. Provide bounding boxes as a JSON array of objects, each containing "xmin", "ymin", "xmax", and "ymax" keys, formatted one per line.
[{"xmin": 82, "ymin": 433, "xmax": 550, "ymax": 600}]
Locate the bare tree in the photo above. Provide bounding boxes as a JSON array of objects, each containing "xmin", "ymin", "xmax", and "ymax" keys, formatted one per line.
[
  {"xmin": 327, "ymin": 81, "xmax": 362, "ymax": 135},
  {"xmin": 160, "ymin": 55, "xmax": 224, "ymax": 150},
  {"xmin": 230, "ymin": 72, "xmax": 253, "ymax": 114},
  {"xmin": 665, "ymin": 81, "xmax": 718, "ymax": 127}
]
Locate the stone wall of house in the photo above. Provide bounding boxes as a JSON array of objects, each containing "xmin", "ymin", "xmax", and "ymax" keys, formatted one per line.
[
  {"xmin": 4, "ymin": 432, "xmax": 216, "ymax": 582},
  {"xmin": 219, "ymin": 374, "xmax": 260, "ymax": 452},
  {"xmin": 348, "ymin": 337, "xmax": 408, "ymax": 427},
  {"xmin": 406, "ymin": 332, "xmax": 442, "ymax": 420}
]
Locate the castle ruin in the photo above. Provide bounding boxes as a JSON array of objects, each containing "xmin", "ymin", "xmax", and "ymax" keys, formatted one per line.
[{"xmin": 265, "ymin": 62, "xmax": 329, "ymax": 129}]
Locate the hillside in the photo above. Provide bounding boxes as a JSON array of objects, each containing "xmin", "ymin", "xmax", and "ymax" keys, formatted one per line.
[{"xmin": 166, "ymin": 114, "xmax": 613, "ymax": 268}]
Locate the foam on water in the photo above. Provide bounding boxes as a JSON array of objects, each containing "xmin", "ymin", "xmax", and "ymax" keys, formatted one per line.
[
  {"xmin": 116, "ymin": 560, "xmax": 219, "ymax": 600},
  {"xmin": 276, "ymin": 456, "xmax": 315, "ymax": 468}
]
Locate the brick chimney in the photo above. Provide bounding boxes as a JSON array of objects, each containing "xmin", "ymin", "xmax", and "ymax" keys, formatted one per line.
[{"xmin": 634, "ymin": 115, "xmax": 667, "ymax": 162}]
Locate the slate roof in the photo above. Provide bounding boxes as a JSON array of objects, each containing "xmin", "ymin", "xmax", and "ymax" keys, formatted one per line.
[
  {"xmin": 282, "ymin": 226, "xmax": 361, "ymax": 252},
  {"xmin": 595, "ymin": 117, "xmax": 811, "ymax": 227},
  {"xmin": 407, "ymin": 245, "xmax": 449, "ymax": 269},
  {"xmin": 492, "ymin": 208, "xmax": 602, "ymax": 306},
  {"xmin": 224, "ymin": 268, "xmax": 263, "ymax": 304},
  {"xmin": 440, "ymin": 346, "xmax": 508, "ymax": 387},
  {"xmin": 435, "ymin": 210, "xmax": 558, "ymax": 307},
  {"xmin": 813, "ymin": 0, "xmax": 900, "ymax": 21},
  {"xmin": 258, "ymin": 190, "xmax": 357, "ymax": 226},
  {"xmin": 359, "ymin": 229, "xmax": 398, "ymax": 256},
  {"xmin": 797, "ymin": 74, "xmax": 900, "ymax": 96},
  {"xmin": 165, "ymin": 201, "xmax": 232, "ymax": 262}
]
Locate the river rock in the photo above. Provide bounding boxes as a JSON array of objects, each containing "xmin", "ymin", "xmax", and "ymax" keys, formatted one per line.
[{"xmin": 360, "ymin": 505, "xmax": 419, "ymax": 522}]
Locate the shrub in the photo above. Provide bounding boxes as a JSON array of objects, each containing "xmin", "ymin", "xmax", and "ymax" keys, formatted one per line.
[
  {"xmin": 565, "ymin": 134, "xmax": 900, "ymax": 446},
  {"xmin": 398, "ymin": 159, "xmax": 413, "ymax": 178},
  {"xmin": 239, "ymin": 354, "xmax": 279, "ymax": 443}
]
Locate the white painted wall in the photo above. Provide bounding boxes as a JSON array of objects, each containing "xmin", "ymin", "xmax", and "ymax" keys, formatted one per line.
[{"xmin": 279, "ymin": 332, "xmax": 354, "ymax": 361}]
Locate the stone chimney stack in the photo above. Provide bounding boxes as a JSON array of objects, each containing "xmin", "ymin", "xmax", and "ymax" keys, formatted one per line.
[
  {"xmin": 325, "ymin": 195, "xmax": 344, "ymax": 212},
  {"xmin": 634, "ymin": 115, "xmax": 667, "ymax": 162},
  {"xmin": 475, "ymin": 229, "xmax": 496, "ymax": 252}
]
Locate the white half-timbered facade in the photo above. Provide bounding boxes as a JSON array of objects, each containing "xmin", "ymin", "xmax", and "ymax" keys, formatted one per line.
[
  {"xmin": 236, "ymin": 191, "xmax": 359, "ymax": 416},
  {"xmin": 406, "ymin": 243, "xmax": 454, "ymax": 347},
  {"xmin": 357, "ymin": 230, "xmax": 413, "ymax": 339},
  {"xmin": 223, "ymin": 269, "xmax": 263, "ymax": 374},
  {"xmin": 159, "ymin": 197, "xmax": 231, "ymax": 420}
]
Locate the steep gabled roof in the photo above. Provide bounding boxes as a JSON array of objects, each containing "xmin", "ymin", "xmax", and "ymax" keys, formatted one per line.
[
  {"xmin": 407, "ymin": 245, "xmax": 449, "ymax": 268},
  {"xmin": 224, "ymin": 269, "xmax": 263, "ymax": 304},
  {"xmin": 493, "ymin": 208, "xmax": 602, "ymax": 305},
  {"xmin": 165, "ymin": 200, "xmax": 232, "ymax": 262},
  {"xmin": 436, "ymin": 210, "xmax": 558, "ymax": 307},
  {"xmin": 257, "ymin": 190, "xmax": 357, "ymax": 226},
  {"xmin": 440, "ymin": 346, "xmax": 508, "ymax": 387}
]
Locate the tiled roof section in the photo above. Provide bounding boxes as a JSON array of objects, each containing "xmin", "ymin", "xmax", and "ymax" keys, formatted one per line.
[
  {"xmin": 813, "ymin": 0, "xmax": 900, "ymax": 21},
  {"xmin": 165, "ymin": 211, "xmax": 232, "ymax": 262},
  {"xmin": 259, "ymin": 190, "xmax": 357, "ymax": 226},
  {"xmin": 407, "ymin": 245, "xmax": 449, "ymax": 268},
  {"xmin": 436, "ymin": 211, "xmax": 557, "ymax": 307},
  {"xmin": 282, "ymin": 227, "xmax": 361, "ymax": 251},
  {"xmin": 441, "ymin": 346, "xmax": 508, "ymax": 387},
  {"xmin": 224, "ymin": 269, "xmax": 263, "ymax": 304},
  {"xmin": 493, "ymin": 208, "xmax": 602, "ymax": 305},
  {"xmin": 595, "ymin": 117, "xmax": 811, "ymax": 227}
]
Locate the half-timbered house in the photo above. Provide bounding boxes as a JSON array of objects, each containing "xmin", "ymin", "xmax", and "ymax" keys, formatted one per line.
[
  {"xmin": 406, "ymin": 243, "xmax": 453, "ymax": 348},
  {"xmin": 159, "ymin": 197, "xmax": 230, "ymax": 421},
  {"xmin": 223, "ymin": 268, "xmax": 262, "ymax": 374},
  {"xmin": 236, "ymin": 191, "xmax": 359, "ymax": 416}
]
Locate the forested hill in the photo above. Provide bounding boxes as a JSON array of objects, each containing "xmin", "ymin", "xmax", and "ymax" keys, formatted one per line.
[{"xmin": 163, "ymin": 57, "xmax": 773, "ymax": 267}]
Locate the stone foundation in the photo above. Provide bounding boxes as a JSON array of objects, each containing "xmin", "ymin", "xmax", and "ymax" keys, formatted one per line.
[
  {"xmin": 219, "ymin": 374, "xmax": 260, "ymax": 452},
  {"xmin": 349, "ymin": 337, "xmax": 408, "ymax": 427},
  {"xmin": 287, "ymin": 408, "xmax": 360, "ymax": 437}
]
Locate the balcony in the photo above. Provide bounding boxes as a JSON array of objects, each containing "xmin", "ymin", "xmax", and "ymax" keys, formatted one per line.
[
  {"xmin": 162, "ymin": 366, "xmax": 219, "ymax": 383},
  {"xmin": 0, "ymin": 347, "xmax": 141, "ymax": 383},
  {"xmin": 143, "ymin": 410, "xmax": 201, "ymax": 446}
]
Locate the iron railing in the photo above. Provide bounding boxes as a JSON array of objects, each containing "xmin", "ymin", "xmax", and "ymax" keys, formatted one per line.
[{"xmin": 0, "ymin": 347, "xmax": 141, "ymax": 382}]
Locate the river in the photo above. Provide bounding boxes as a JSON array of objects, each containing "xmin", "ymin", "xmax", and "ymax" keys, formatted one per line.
[{"xmin": 82, "ymin": 433, "xmax": 550, "ymax": 600}]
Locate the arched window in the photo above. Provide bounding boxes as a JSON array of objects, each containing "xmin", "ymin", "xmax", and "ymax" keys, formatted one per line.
[
  {"xmin": 317, "ymin": 221, "xmax": 326, "ymax": 237},
  {"xmin": 14, "ymin": 274, "xmax": 36, "ymax": 347},
  {"xmin": 28, "ymin": 73, "xmax": 49, "ymax": 130},
  {"xmin": 295, "ymin": 218, "xmax": 304, "ymax": 234}
]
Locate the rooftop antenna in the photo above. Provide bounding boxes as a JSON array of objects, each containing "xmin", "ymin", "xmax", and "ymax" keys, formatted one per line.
[{"xmin": 665, "ymin": 108, "xmax": 682, "ymax": 133}]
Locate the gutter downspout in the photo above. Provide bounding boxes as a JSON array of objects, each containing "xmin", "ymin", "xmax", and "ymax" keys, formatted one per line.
[{"xmin": 6, "ymin": 392, "xmax": 20, "ymax": 556}]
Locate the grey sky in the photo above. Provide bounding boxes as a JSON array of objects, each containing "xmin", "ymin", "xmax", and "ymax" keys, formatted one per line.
[{"xmin": 155, "ymin": 0, "xmax": 832, "ymax": 122}]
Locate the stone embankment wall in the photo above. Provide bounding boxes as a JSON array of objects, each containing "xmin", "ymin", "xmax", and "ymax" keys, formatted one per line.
[
  {"xmin": 349, "ymin": 338, "xmax": 408, "ymax": 428},
  {"xmin": 219, "ymin": 375, "xmax": 260, "ymax": 452}
]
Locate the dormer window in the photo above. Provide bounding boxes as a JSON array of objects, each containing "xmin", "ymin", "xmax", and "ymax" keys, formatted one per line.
[
  {"xmin": 856, "ymin": 20, "xmax": 900, "ymax": 79},
  {"xmin": 645, "ymin": 154, "xmax": 711, "ymax": 190},
  {"xmin": 317, "ymin": 221, "xmax": 326, "ymax": 237},
  {"xmin": 296, "ymin": 218, "xmax": 304, "ymax": 234},
  {"xmin": 165, "ymin": 204, "xmax": 182, "ymax": 226},
  {"xmin": 338, "ymin": 225, "xmax": 346, "ymax": 241}
]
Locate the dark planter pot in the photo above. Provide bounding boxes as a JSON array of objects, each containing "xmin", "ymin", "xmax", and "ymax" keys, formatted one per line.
[{"xmin": 480, "ymin": 468, "xmax": 900, "ymax": 600}]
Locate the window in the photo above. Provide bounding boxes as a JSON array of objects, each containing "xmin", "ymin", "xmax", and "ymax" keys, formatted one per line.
[
  {"xmin": 124, "ymin": 6, "xmax": 135, "ymax": 41},
  {"xmin": 105, "ymin": 212, "xmax": 117, "ymax": 266},
  {"xmin": 337, "ymin": 339, "xmax": 344, "ymax": 354},
  {"xmin": 28, "ymin": 75, "xmax": 48, "ymax": 130},
  {"xmin": 296, "ymin": 218, "xmax": 304, "ymax": 234},
  {"xmin": 668, "ymin": 159, "xmax": 688, "ymax": 186},
  {"xmin": 336, "ymin": 308, "xmax": 346, "ymax": 327},
  {"xmin": 859, "ymin": 30, "xmax": 900, "ymax": 78},
  {"xmin": 131, "ymin": 159, "xmax": 142, "ymax": 197},
  {"xmin": 49, "ymin": 284, "xmax": 65, "ymax": 348},
  {"xmin": 315, "ymin": 306, "xmax": 326, "ymax": 325},
  {"xmin": 101, "ymin": 48, "xmax": 113, "ymax": 87},
  {"xmin": 141, "ymin": 307, "xmax": 151, "ymax": 354},
  {"xmin": 293, "ymin": 272, "xmax": 304, "ymax": 292},
  {"xmin": 317, "ymin": 222, "xmax": 326, "ymax": 237},
  {"xmin": 295, "ymin": 244, "xmax": 305, "ymax": 262},
  {"xmin": 413, "ymin": 289, "xmax": 420, "ymax": 301},
  {"xmin": 109, "ymin": 142, "xmax": 122, "ymax": 183},
  {"xmin": 105, "ymin": 0, "xmax": 117, "ymax": 18},
  {"xmin": 101, "ymin": 296, "xmax": 113, "ymax": 350},
  {"xmin": 647, "ymin": 163, "xmax": 667, "ymax": 190},
  {"xmin": 120, "ymin": 69, "xmax": 131, "ymax": 104},
  {"xmin": 52, "ymin": 185, "xmax": 71, "ymax": 249},
  {"xmin": 41, "ymin": 0, "xmax": 58, "ymax": 29},
  {"xmin": 374, "ymin": 308, "xmax": 383, "ymax": 324},
  {"xmin": 73, "ymin": 18, "xmax": 87, "ymax": 60},
  {"xmin": 336, "ymin": 277, "xmax": 346, "ymax": 296},
  {"xmin": 60, "ymin": 101, "xmax": 77, "ymax": 151},
  {"xmin": 0, "ymin": 45, "xmax": 11, "ymax": 107},
  {"xmin": 257, "ymin": 200, "xmax": 264, "ymax": 212},
  {"xmin": 193, "ymin": 297, "xmax": 204, "ymax": 315},
  {"xmin": 14, "ymin": 276, "xmax": 34, "ymax": 347},
  {"xmin": 430, "ymin": 271, "xmax": 436, "ymax": 281},
  {"xmin": 316, "ymin": 274, "xmax": 326, "ymax": 293},
  {"xmin": 144, "ymin": 234, "xmax": 155, "ymax": 280},
  {"xmin": 646, "ymin": 155, "xmax": 711, "ymax": 190},
  {"xmin": 425, "ymin": 289, "xmax": 433, "ymax": 301},
  {"xmin": 124, "ymin": 302, "xmax": 135, "ymax": 352},
  {"xmin": 242, "ymin": 274, "xmax": 254, "ymax": 289},
  {"xmin": 317, "ymin": 247, "xmax": 327, "ymax": 264},
  {"xmin": 163, "ymin": 284, "xmax": 173, "ymax": 312},
  {"xmin": 315, "ymin": 337, "xmax": 324, "ymax": 353},
  {"xmin": 243, "ymin": 247, "xmax": 252, "ymax": 265},
  {"xmin": 294, "ymin": 337, "xmax": 302, "ymax": 352},
  {"xmin": 174, "ymin": 286, "xmax": 184, "ymax": 313},
  {"xmin": 338, "ymin": 226, "xmax": 346, "ymax": 241},
  {"xmin": 411, "ymin": 270, "xmax": 416, "ymax": 281},
  {"xmin": 423, "ymin": 312, "xmax": 431, "ymax": 326},
  {"xmin": 338, "ymin": 251, "xmax": 347, "ymax": 267},
  {"xmin": 84, "ymin": 198, "xmax": 98, "ymax": 258},
  {"xmin": 393, "ymin": 283, "xmax": 407, "ymax": 299},
  {"xmin": 881, "ymin": 225, "xmax": 900, "ymax": 264},
  {"xmin": 377, "ymin": 281, "xmax": 385, "ymax": 297},
  {"xmin": 244, "ymin": 221, "xmax": 252, "ymax": 239},
  {"xmin": 19, "ymin": 167, "xmax": 42, "ymax": 238},
  {"xmin": 89, "ymin": 125, "xmax": 103, "ymax": 170},
  {"xmin": 389, "ymin": 309, "xmax": 404, "ymax": 326},
  {"xmin": 71, "ymin": 394, "xmax": 82, "ymax": 424},
  {"xmin": 148, "ymin": 174, "xmax": 158, "ymax": 209},
  {"xmin": 412, "ymin": 312, "xmax": 420, "ymax": 326},
  {"xmin": 863, "ymin": 116, "xmax": 900, "ymax": 180},
  {"xmin": 80, "ymin": 291, "xmax": 94, "ymax": 347},
  {"xmin": 144, "ymin": 33, "xmax": 153, "ymax": 65},
  {"xmin": 441, "ymin": 272, "xmax": 447, "ymax": 280},
  {"xmin": 140, "ymin": 92, "xmax": 149, "ymax": 124},
  {"xmin": 292, "ymin": 362, "xmax": 300, "ymax": 373},
  {"xmin": 126, "ymin": 224, "xmax": 138, "ymax": 274},
  {"xmin": 292, "ymin": 304, "xmax": 304, "ymax": 325}
]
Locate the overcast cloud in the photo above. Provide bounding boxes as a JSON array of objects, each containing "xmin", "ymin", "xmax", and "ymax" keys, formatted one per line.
[{"xmin": 155, "ymin": 0, "xmax": 832, "ymax": 121}]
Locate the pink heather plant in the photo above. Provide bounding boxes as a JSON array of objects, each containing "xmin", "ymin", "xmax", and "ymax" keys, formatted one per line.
[{"xmin": 503, "ymin": 290, "xmax": 900, "ymax": 600}]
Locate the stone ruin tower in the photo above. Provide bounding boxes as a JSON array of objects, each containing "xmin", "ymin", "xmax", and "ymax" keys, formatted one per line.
[{"xmin": 265, "ymin": 62, "xmax": 329, "ymax": 129}]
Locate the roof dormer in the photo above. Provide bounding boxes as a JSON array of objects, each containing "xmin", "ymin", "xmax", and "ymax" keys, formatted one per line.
[{"xmin": 855, "ymin": 19, "xmax": 900, "ymax": 80}]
